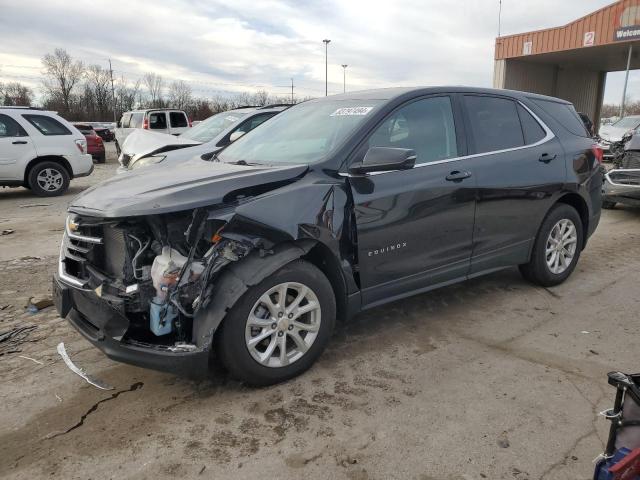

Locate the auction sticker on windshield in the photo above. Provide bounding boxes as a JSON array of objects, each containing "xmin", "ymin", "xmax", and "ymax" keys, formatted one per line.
[{"xmin": 330, "ymin": 107, "xmax": 374, "ymax": 116}]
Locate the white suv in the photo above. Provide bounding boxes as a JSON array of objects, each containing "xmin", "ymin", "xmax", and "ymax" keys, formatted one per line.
[
  {"xmin": 115, "ymin": 109, "xmax": 190, "ymax": 153},
  {"xmin": 0, "ymin": 107, "xmax": 94, "ymax": 196}
]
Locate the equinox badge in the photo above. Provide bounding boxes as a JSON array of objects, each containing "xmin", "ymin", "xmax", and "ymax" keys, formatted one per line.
[{"xmin": 368, "ymin": 242, "xmax": 407, "ymax": 257}]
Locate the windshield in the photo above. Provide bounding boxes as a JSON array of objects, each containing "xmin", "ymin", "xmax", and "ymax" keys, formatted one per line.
[
  {"xmin": 180, "ymin": 111, "xmax": 246, "ymax": 142},
  {"xmin": 612, "ymin": 116, "xmax": 640, "ymax": 130},
  {"xmin": 218, "ymin": 100, "xmax": 383, "ymax": 165}
]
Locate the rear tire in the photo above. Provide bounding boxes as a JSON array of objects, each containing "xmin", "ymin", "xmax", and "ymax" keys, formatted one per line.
[
  {"xmin": 96, "ymin": 152, "xmax": 106, "ymax": 164},
  {"xmin": 602, "ymin": 199, "xmax": 617, "ymax": 210},
  {"xmin": 519, "ymin": 204, "xmax": 583, "ymax": 287},
  {"xmin": 216, "ymin": 259, "xmax": 336, "ymax": 386},
  {"xmin": 27, "ymin": 161, "xmax": 70, "ymax": 197}
]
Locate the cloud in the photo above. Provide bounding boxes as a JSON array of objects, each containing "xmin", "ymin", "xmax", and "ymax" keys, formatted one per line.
[{"xmin": 0, "ymin": 0, "xmax": 627, "ymax": 103}]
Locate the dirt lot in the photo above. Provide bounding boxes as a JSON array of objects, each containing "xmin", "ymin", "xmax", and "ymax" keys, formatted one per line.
[{"xmin": 1, "ymin": 146, "xmax": 639, "ymax": 480}]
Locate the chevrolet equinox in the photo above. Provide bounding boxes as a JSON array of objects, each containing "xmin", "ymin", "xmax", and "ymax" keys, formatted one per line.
[{"xmin": 53, "ymin": 87, "xmax": 603, "ymax": 385}]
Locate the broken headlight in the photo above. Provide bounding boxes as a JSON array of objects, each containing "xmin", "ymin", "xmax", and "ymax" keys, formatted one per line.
[{"xmin": 130, "ymin": 155, "xmax": 166, "ymax": 170}]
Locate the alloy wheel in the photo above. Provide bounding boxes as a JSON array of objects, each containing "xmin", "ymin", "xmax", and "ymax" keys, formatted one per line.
[
  {"xmin": 245, "ymin": 282, "xmax": 321, "ymax": 368},
  {"xmin": 36, "ymin": 168, "xmax": 64, "ymax": 192},
  {"xmin": 545, "ymin": 219, "xmax": 578, "ymax": 274}
]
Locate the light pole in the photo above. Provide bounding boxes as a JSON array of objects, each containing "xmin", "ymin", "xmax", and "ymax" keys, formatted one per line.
[
  {"xmin": 341, "ymin": 64, "xmax": 348, "ymax": 93},
  {"xmin": 323, "ymin": 39, "xmax": 331, "ymax": 96}
]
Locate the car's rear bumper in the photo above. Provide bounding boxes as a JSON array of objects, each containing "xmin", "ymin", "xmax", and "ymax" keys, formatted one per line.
[
  {"xmin": 53, "ymin": 274, "xmax": 210, "ymax": 377},
  {"xmin": 70, "ymin": 153, "xmax": 95, "ymax": 177}
]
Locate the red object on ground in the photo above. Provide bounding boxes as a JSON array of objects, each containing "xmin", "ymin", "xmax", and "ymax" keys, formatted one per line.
[{"xmin": 610, "ymin": 448, "xmax": 640, "ymax": 480}]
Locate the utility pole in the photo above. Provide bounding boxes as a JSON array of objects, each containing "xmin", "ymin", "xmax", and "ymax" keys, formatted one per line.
[
  {"xmin": 621, "ymin": 44, "xmax": 633, "ymax": 118},
  {"xmin": 291, "ymin": 78, "xmax": 294, "ymax": 104},
  {"xmin": 341, "ymin": 64, "xmax": 348, "ymax": 93},
  {"xmin": 498, "ymin": 0, "xmax": 502, "ymax": 37},
  {"xmin": 323, "ymin": 39, "xmax": 331, "ymax": 96},
  {"xmin": 108, "ymin": 59, "xmax": 117, "ymax": 124}
]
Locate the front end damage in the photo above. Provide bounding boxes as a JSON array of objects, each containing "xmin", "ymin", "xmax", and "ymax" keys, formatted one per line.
[
  {"xmin": 53, "ymin": 207, "xmax": 275, "ymax": 376},
  {"xmin": 603, "ymin": 168, "xmax": 640, "ymax": 207}
]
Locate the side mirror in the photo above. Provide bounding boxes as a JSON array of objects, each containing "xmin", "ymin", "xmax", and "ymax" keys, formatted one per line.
[
  {"xmin": 349, "ymin": 147, "xmax": 416, "ymax": 175},
  {"xmin": 229, "ymin": 130, "xmax": 246, "ymax": 143}
]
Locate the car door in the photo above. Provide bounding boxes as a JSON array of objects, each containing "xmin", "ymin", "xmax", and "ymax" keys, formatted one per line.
[
  {"xmin": 348, "ymin": 95, "xmax": 477, "ymax": 307},
  {"xmin": 168, "ymin": 111, "xmax": 188, "ymax": 135},
  {"xmin": 148, "ymin": 111, "xmax": 169, "ymax": 134},
  {"xmin": 0, "ymin": 113, "xmax": 37, "ymax": 181},
  {"xmin": 461, "ymin": 94, "xmax": 566, "ymax": 274}
]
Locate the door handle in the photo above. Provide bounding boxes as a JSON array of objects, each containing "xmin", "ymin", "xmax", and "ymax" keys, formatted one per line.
[
  {"xmin": 445, "ymin": 170, "xmax": 472, "ymax": 182},
  {"xmin": 539, "ymin": 153, "xmax": 557, "ymax": 163},
  {"xmin": 12, "ymin": 140, "xmax": 28, "ymax": 145}
]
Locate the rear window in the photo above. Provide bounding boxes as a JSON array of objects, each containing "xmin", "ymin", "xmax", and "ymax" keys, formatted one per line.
[
  {"xmin": 170, "ymin": 112, "xmax": 188, "ymax": 128},
  {"xmin": 22, "ymin": 114, "xmax": 71, "ymax": 136},
  {"xmin": 464, "ymin": 95, "xmax": 524, "ymax": 154},
  {"xmin": 531, "ymin": 99, "xmax": 588, "ymax": 137},
  {"xmin": 149, "ymin": 112, "xmax": 167, "ymax": 129}
]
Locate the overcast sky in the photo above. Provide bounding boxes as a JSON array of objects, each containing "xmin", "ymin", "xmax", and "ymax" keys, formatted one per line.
[{"xmin": 0, "ymin": 0, "xmax": 635, "ymax": 104}]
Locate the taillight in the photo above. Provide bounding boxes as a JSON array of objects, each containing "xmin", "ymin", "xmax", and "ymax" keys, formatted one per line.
[
  {"xmin": 592, "ymin": 144, "xmax": 603, "ymax": 164},
  {"xmin": 75, "ymin": 139, "xmax": 87, "ymax": 154},
  {"xmin": 142, "ymin": 117, "xmax": 149, "ymax": 129}
]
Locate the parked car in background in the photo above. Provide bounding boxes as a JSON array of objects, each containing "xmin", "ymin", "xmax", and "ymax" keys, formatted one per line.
[
  {"xmin": 73, "ymin": 123, "xmax": 106, "ymax": 163},
  {"xmin": 578, "ymin": 112, "xmax": 595, "ymax": 137},
  {"xmin": 115, "ymin": 109, "xmax": 190, "ymax": 153},
  {"xmin": 90, "ymin": 123, "xmax": 115, "ymax": 142},
  {"xmin": 118, "ymin": 105, "xmax": 288, "ymax": 172},
  {"xmin": 53, "ymin": 87, "xmax": 602, "ymax": 385},
  {"xmin": 599, "ymin": 115, "xmax": 640, "ymax": 160},
  {"xmin": 0, "ymin": 107, "xmax": 93, "ymax": 196},
  {"xmin": 603, "ymin": 128, "xmax": 640, "ymax": 210}
]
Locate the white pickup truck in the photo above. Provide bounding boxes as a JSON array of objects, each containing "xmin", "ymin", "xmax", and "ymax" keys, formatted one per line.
[{"xmin": 115, "ymin": 109, "xmax": 190, "ymax": 153}]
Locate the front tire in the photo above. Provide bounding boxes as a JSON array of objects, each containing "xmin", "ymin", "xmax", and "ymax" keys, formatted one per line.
[
  {"xmin": 602, "ymin": 199, "xmax": 617, "ymax": 210},
  {"xmin": 216, "ymin": 260, "xmax": 336, "ymax": 386},
  {"xmin": 27, "ymin": 161, "xmax": 70, "ymax": 197},
  {"xmin": 519, "ymin": 204, "xmax": 583, "ymax": 287}
]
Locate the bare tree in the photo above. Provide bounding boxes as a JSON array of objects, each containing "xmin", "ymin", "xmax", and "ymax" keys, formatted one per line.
[
  {"xmin": 143, "ymin": 72, "xmax": 164, "ymax": 108},
  {"xmin": 168, "ymin": 80, "xmax": 192, "ymax": 110},
  {"xmin": 1, "ymin": 82, "xmax": 33, "ymax": 106},
  {"xmin": 115, "ymin": 76, "xmax": 140, "ymax": 115},
  {"xmin": 85, "ymin": 65, "xmax": 112, "ymax": 118},
  {"xmin": 42, "ymin": 48, "xmax": 84, "ymax": 115}
]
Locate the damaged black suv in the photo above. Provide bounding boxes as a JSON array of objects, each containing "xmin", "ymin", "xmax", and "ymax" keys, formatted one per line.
[{"xmin": 53, "ymin": 87, "xmax": 602, "ymax": 386}]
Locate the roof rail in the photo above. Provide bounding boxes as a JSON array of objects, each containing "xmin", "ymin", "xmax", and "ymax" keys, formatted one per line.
[
  {"xmin": 258, "ymin": 103, "xmax": 294, "ymax": 109},
  {"xmin": 232, "ymin": 105, "xmax": 261, "ymax": 109}
]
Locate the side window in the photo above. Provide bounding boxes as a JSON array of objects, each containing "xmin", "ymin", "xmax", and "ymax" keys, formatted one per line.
[
  {"xmin": 169, "ymin": 112, "xmax": 188, "ymax": 128},
  {"xmin": 517, "ymin": 104, "xmax": 546, "ymax": 145},
  {"xmin": 149, "ymin": 112, "xmax": 167, "ymax": 129},
  {"xmin": 367, "ymin": 96, "xmax": 458, "ymax": 165},
  {"xmin": 121, "ymin": 113, "xmax": 131, "ymax": 128},
  {"xmin": 22, "ymin": 114, "xmax": 71, "ymax": 136},
  {"xmin": 464, "ymin": 96, "xmax": 523, "ymax": 154},
  {"xmin": 0, "ymin": 114, "xmax": 27, "ymax": 137},
  {"xmin": 130, "ymin": 113, "xmax": 144, "ymax": 129}
]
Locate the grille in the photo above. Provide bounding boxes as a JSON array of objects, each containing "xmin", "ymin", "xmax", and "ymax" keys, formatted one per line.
[{"xmin": 58, "ymin": 215, "xmax": 122, "ymax": 288}]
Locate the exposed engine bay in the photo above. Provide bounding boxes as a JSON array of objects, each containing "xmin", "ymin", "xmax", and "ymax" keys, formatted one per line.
[{"xmin": 59, "ymin": 208, "xmax": 258, "ymax": 350}]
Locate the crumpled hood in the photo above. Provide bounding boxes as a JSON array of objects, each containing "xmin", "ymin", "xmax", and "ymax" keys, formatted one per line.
[
  {"xmin": 120, "ymin": 129, "xmax": 201, "ymax": 164},
  {"xmin": 70, "ymin": 158, "xmax": 309, "ymax": 217},
  {"xmin": 600, "ymin": 125, "xmax": 632, "ymax": 143}
]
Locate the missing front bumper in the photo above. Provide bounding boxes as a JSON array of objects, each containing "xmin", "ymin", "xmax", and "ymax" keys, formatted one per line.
[{"xmin": 53, "ymin": 274, "xmax": 210, "ymax": 377}]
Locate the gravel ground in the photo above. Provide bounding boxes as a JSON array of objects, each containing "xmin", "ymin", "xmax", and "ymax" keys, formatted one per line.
[{"xmin": 1, "ymin": 149, "xmax": 639, "ymax": 480}]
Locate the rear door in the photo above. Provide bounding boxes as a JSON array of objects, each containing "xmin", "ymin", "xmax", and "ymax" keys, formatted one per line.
[
  {"xmin": 348, "ymin": 94, "xmax": 477, "ymax": 306},
  {"xmin": 462, "ymin": 94, "xmax": 566, "ymax": 274},
  {"xmin": 0, "ymin": 113, "xmax": 36, "ymax": 180},
  {"xmin": 168, "ymin": 111, "xmax": 189, "ymax": 135}
]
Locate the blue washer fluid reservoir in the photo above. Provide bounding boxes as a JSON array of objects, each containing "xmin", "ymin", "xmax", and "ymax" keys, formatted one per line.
[{"xmin": 149, "ymin": 297, "xmax": 177, "ymax": 336}]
